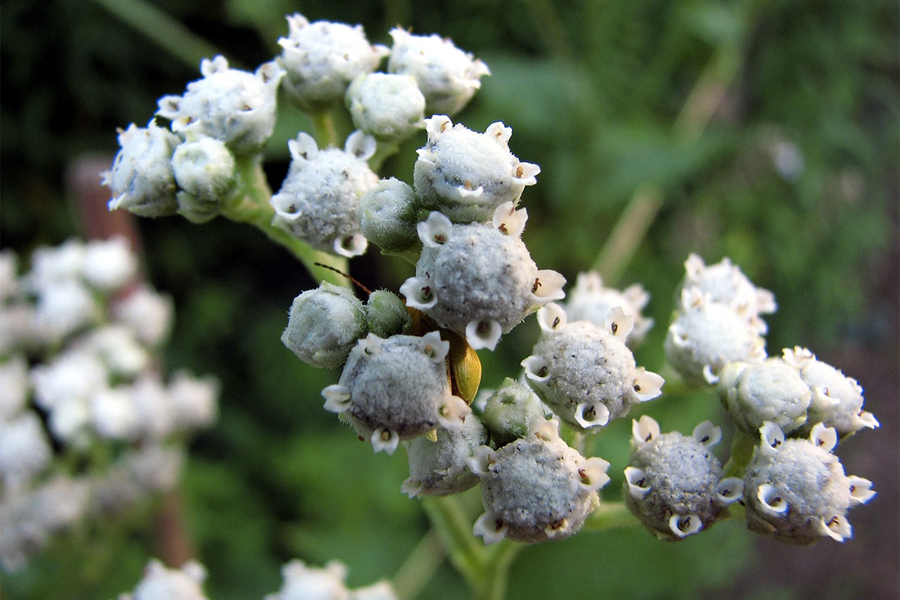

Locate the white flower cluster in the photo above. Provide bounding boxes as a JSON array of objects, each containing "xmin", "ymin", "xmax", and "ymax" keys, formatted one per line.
[
  {"xmin": 0, "ymin": 240, "xmax": 218, "ymax": 570},
  {"xmin": 118, "ymin": 557, "xmax": 399, "ymax": 600}
]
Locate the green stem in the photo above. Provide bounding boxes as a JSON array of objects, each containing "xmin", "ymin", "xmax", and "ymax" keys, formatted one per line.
[
  {"xmin": 392, "ymin": 528, "xmax": 446, "ymax": 600},
  {"xmin": 312, "ymin": 111, "xmax": 338, "ymax": 149},
  {"xmin": 221, "ymin": 155, "xmax": 349, "ymax": 286},
  {"xmin": 583, "ymin": 501, "xmax": 641, "ymax": 532},
  {"xmin": 90, "ymin": 0, "xmax": 221, "ymax": 68},
  {"xmin": 722, "ymin": 428, "xmax": 758, "ymax": 478}
]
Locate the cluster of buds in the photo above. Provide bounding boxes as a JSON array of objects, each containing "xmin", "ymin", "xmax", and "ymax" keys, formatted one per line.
[
  {"xmin": 118, "ymin": 557, "xmax": 398, "ymax": 600},
  {"xmin": 0, "ymin": 240, "xmax": 219, "ymax": 570}
]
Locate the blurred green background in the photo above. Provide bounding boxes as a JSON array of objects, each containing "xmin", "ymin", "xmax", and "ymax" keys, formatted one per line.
[{"xmin": 1, "ymin": 0, "xmax": 897, "ymax": 599}]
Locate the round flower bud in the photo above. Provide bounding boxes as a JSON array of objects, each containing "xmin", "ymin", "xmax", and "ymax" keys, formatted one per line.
[
  {"xmin": 358, "ymin": 178, "xmax": 420, "ymax": 253},
  {"xmin": 103, "ymin": 121, "xmax": 179, "ymax": 218},
  {"xmin": 277, "ymin": 14, "xmax": 389, "ymax": 112},
  {"xmin": 413, "ymin": 116, "xmax": 540, "ymax": 223},
  {"xmin": 271, "ymin": 131, "xmax": 378, "ymax": 257},
  {"xmin": 782, "ymin": 347, "xmax": 879, "ymax": 436},
  {"xmin": 123, "ymin": 559, "xmax": 208, "ymax": 600},
  {"xmin": 717, "ymin": 358, "xmax": 812, "ymax": 436},
  {"xmin": 157, "ymin": 56, "xmax": 283, "ymax": 156},
  {"xmin": 400, "ymin": 206, "xmax": 564, "ymax": 351},
  {"xmin": 265, "ymin": 559, "xmax": 350, "ymax": 600},
  {"xmin": 522, "ymin": 304, "xmax": 664, "ymax": 432},
  {"xmin": 563, "ymin": 271, "xmax": 653, "ymax": 347},
  {"xmin": 82, "ymin": 237, "xmax": 138, "ymax": 292},
  {"xmin": 281, "ymin": 282, "xmax": 368, "ymax": 370},
  {"xmin": 346, "ymin": 73, "xmax": 426, "ymax": 142},
  {"xmin": 364, "ymin": 290, "xmax": 412, "ymax": 339},
  {"xmin": 744, "ymin": 422, "xmax": 875, "ymax": 544},
  {"xmin": 0, "ymin": 411, "xmax": 53, "ymax": 491},
  {"xmin": 469, "ymin": 418, "xmax": 610, "ymax": 544},
  {"xmin": 481, "ymin": 378, "xmax": 548, "ymax": 447},
  {"xmin": 624, "ymin": 416, "xmax": 742, "ymax": 541},
  {"xmin": 664, "ymin": 288, "xmax": 767, "ymax": 386},
  {"xmin": 679, "ymin": 253, "xmax": 777, "ymax": 324},
  {"xmin": 322, "ymin": 332, "xmax": 471, "ymax": 455},
  {"xmin": 171, "ymin": 137, "xmax": 236, "ymax": 223},
  {"xmin": 387, "ymin": 28, "xmax": 490, "ymax": 116},
  {"xmin": 402, "ymin": 411, "xmax": 487, "ymax": 498}
]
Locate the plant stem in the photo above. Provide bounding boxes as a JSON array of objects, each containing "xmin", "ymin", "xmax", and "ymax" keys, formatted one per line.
[
  {"xmin": 723, "ymin": 428, "xmax": 757, "ymax": 478},
  {"xmin": 312, "ymin": 111, "xmax": 338, "ymax": 148},
  {"xmin": 221, "ymin": 155, "xmax": 349, "ymax": 286},
  {"xmin": 392, "ymin": 528, "xmax": 446, "ymax": 600}
]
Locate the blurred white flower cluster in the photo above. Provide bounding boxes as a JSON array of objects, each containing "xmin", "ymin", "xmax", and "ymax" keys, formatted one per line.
[{"xmin": 0, "ymin": 239, "xmax": 219, "ymax": 570}]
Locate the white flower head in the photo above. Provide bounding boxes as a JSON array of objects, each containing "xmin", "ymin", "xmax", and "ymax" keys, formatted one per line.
[
  {"xmin": 624, "ymin": 416, "xmax": 737, "ymax": 541},
  {"xmin": 523, "ymin": 305, "xmax": 663, "ymax": 432},
  {"xmin": 157, "ymin": 56, "xmax": 284, "ymax": 155},
  {"xmin": 265, "ymin": 559, "xmax": 350, "ymax": 600},
  {"xmin": 0, "ymin": 355, "xmax": 30, "ymax": 420},
  {"xmin": 277, "ymin": 14, "xmax": 389, "ymax": 112},
  {"xmin": 322, "ymin": 332, "xmax": 469, "ymax": 454},
  {"xmin": 664, "ymin": 288, "xmax": 767, "ymax": 386},
  {"xmin": 170, "ymin": 136, "xmax": 237, "ymax": 222},
  {"xmin": 167, "ymin": 370, "xmax": 220, "ymax": 430},
  {"xmin": 30, "ymin": 347, "xmax": 108, "ymax": 411},
  {"xmin": 388, "ymin": 28, "xmax": 490, "ymax": 116},
  {"xmin": 0, "ymin": 411, "xmax": 53, "ymax": 490},
  {"xmin": 413, "ymin": 117, "xmax": 540, "ymax": 223},
  {"xmin": 82, "ymin": 236, "xmax": 138, "ymax": 292},
  {"xmin": 125, "ymin": 444, "xmax": 185, "ymax": 493},
  {"xmin": 271, "ymin": 131, "xmax": 378, "ymax": 257},
  {"xmin": 90, "ymin": 386, "xmax": 140, "ymax": 441},
  {"xmin": 112, "ymin": 286, "xmax": 175, "ymax": 347},
  {"xmin": 744, "ymin": 422, "xmax": 875, "ymax": 544},
  {"xmin": 564, "ymin": 271, "xmax": 654, "ymax": 347},
  {"xmin": 403, "ymin": 411, "xmax": 487, "ymax": 498},
  {"xmin": 472, "ymin": 419, "xmax": 608, "ymax": 544},
  {"xmin": 480, "ymin": 378, "xmax": 549, "ymax": 447},
  {"xmin": 123, "ymin": 558, "xmax": 208, "ymax": 600},
  {"xmin": 681, "ymin": 253, "xmax": 776, "ymax": 323},
  {"xmin": 402, "ymin": 207, "xmax": 563, "ymax": 351},
  {"xmin": 83, "ymin": 324, "xmax": 151, "ymax": 378},
  {"xmin": 103, "ymin": 121, "xmax": 180, "ymax": 217},
  {"xmin": 346, "ymin": 72, "xmax": 426, "ymax": 142},
  {"xmin": 32, "ymin": 279, "xmax": 97, "ymax": 344},
  {"xmin": 26, "ymin": 239, "xmax": 86, "ymax": 290}
]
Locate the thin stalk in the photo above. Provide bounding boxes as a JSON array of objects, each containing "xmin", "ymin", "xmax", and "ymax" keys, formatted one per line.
[
  {"xmin": 90, "ymin": 0, "xmax": 220, "ymax": 69},
  {"xmin": 222, "ymin": 155, "xmax": 349, "ymax": 286},
  {"xmin": 722, "ymin": 428, "xmax": 757, "ymax": 478},
  {"xmin": 312, "ymin": 111, "xmax": 339, "ymax": 149},
  {"xmin": 392, "ymin": 528, "xmax": 446, "ymax": 600}
]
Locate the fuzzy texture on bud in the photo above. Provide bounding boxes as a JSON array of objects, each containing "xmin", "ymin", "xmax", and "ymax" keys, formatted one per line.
[
  {"xmin": 481, "ymin": 378, "xmax": 548, "ymax": 447},
  {"xmin": 281, "ymin": 282, "xmax": 368, "ymax": 369},
  {"xmin": 413, "ymin": 117, "xmax": 540, "ymax": 223},
  {"xmin": 157, "ymin": 56, "xmax": 283, "ymax": 156},
  {"xmin": 170, "ymin": 136, "xmax": 236, "ymax": 223},
  {"xmin": 680, "ymin": 254, "xmax": 776, "ymax": 325},
  {"xmin": 346, "ymin": 73, "xmax": 426, "ymax": 142},
  {"xmin": 782, "ymin": 347, "xmax": 879, "ymax": 436},
  {"xmin": 277, "ymin": 14, "xmax": 389, "ymax": 112},
  {"xmin": 624, "ymin": 416, "xmax": 741, "ymax": 540},
  {"xmin": 271, "ymin": 131, "xmax": 378, "ymax": 257},
  {"xmin": 402, "ymin": 411, "xmax": 487, "ymax": 498},
  {"xmin": 470, "ymin": 419, "xmax": 609, "ymax": 544},
  {"xmin": 364, "ymin": 290, "xmax": 412, "ymax": 339},
  {"xmin": 717, "ymin": 358, "xmax": 812, "ymax": 436},
  {"xmin": 358, "ymin": 178, "xmax": 420, "ymax": 253},
  {"xmin": 401, "ymin": 206, "xmax": 564, "ymax": 351},
  {"xmin": 387, "ymin": 28, "xmax": 490, "ymax": 116},
  {"xmin": 743, "ymin": 422, "xmax": 875, "ymax": 544},
  {"xmin": 523, "ymin": 304, "xmax": 664, "ymax": 432},
  {"xmin": 103, "ymin": 121, "xmax": 180, "ymax": 218},
  {"xmin": 665, "ymin": 288, "xmax": 767, "ymax": 386},
  {"xmin": 563, "ymin": 271, "xmax": 653, "ymax": 347},
  {"xmin": 322, "ymin": 332, "xmax": 470, "ymax": 455}
]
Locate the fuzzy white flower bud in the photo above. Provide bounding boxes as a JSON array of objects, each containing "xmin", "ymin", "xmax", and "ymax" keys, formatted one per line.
[
  {"xmin": 665, "ymin": 288, "xmax": 767, "ymax": 386},
  {"xmin": 103, "ymin": 121, "xmax": 180, "ymax": 217},
  {"xmin": 401, "ymin": 207, "xmax": 563, "ymax": 351},
  {"xmin": 33, "ymin": 279, "xmax": 97, "ymax": 342},
  {"xmin": 112, "ymin": 286, "xmax": 175, "ymax": 347},
  {"xmin": 563, "ymin": 271, "xmax": 653, "ymax": 347},
  {"xmin": 168, "ymin": 370, "xmax": 220, "ymax": 430},
  {"xmin": 281, "ymin": 282, "xmax": 368, "ymax": 369},
  {"xmin": 323, "ymin": 332, "xmax": 470, "ymax": 454},
  {"xmin": 471, "ymin": 418, "xmax": 609, "ymax": 544},
  {"xmin": 171, "ymin": 136, "xmax": 237, "ymax": 223},
  {"xmin": 277, "ymin": 14, "xmax": 389, "ymax": 112},
  {"xmin": 402, "ymin": 411, "xmax": 487, "ymax": 498},
  {"xmin": 0, "ymin": 355, "xmax": 30, "ymax": 420},
  {"xmin": 624, "ymin": 416, "xmax": 740, "ymax": 540},
  {"xmin": 82, "ymin": 237, "xmax": 138, "ymax": 292},
  {"xmin": 264, "ymin": 559, "xmax": 350, "ymax": 600},
  {"xmin": 717, "ymin": 358, "xmax": 812, "ymax": 436},
  {"xmin": 523, "ymin": 305, "xmax": 664, "ymax": 432},
  {"xmin": 413, "ymin": 117, "xmax": 539, "ymax": 223},
  {"xmin": 364, "ymin": 290, "xmax": 412, "ymax": 339},
  {"xmin": 271, "ymin": 131, "xmax": 378, "ymax": 257},
  {"xmin": 744, "ymin": 422, "xmax": 875, "ymax": 544},
  {"xmin": 480, "ymin": 378, "xmax": 548, "ymax": 447},
  {"xmin": 346, "ymin": 73, "xmax": 426, "ymax": 142},
  {"xmin": 680, "ymin": 253, "xmax": 776, "ymax": 325},
  {"xmin": 122, "ymin": 558, "xmax": 208, "ymax": 600},
  {"xmin": 358, "ymin": 178, "xmax": 420, "ymax": 253},
  {"xmin": 388, "ymin": 28, "xmax": 490, "ymax": 116},
  {"xmin": 157, "ymin": 56, "xmax": 283, "ymax": 155},
  {"xmin": 0, "ymin": 411, "xmax": 52, "ymax": 490}
]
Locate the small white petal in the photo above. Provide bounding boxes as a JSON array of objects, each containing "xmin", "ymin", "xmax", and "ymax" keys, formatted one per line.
[
  {"xmin": 288, "ymin": 132, "xmax": 319, "ymax": 161},
  {"xmin": 715, "ymin": 477, "xmax": 744, "ymax": 504},
  {"xmin": 492, "ymin": 201, "xmax": 527, "ymax": 238},
  {"xmin": 421, "ymin": 330, "xmax": 450, "ymax": 362},
  {"xmin": 521, "ymin": 355, "xmax": 550, "ymax": 382},
  {"xmin": 345, "ymin": 130, "xmax": 377, "ymax": 160},
  {"xmin": 578, "ymin": 457, "xmax": 611, "ymax": 491},
  {"xmin": 456, "ymin": 184, "xmax": 485, "ymax": 198},
  {"xmin": 513, "ymin": 162, "xmax": 540, "ymax": 186},
  {"xmin": 322, "ymin": 385, "xmax": 351, "ymax": 413},
  {"xmin": 468, "ymin": 445, "xmax": 496, "ymax": 476},
  {"xmin": 400, "ymin": 276, "xmax": 437, "ymax": 310},
  {"xmin": 574, "ymin": 402, "xmax": 609, "ymax": 429},
  {"xmin": 532, "ymin": 270, "xmax": 566, "ymax": 302},
  {"xmin": 624, "ymin": 466, "xmax": 651, "ymax": 500},
  {"xmin": 757, "ymin": 483, "xmax": 788, "ymax": 515},
  {"xmin": 632, "ymin": 415, "xmax": 660, "ymax": 445},
  {"xmin": 437, "ymin": 395, "xmax": 471, "ymax": 430},
  {"xmin": 604, "ymin": 307, "xmax": 634, "ymax": 340},
  {"xmin": 418, "ymin": 211, "xmax": 454, "ymax": 248},
  {"xmin": 847, "ymin": 476, "xmax": 876, "ymax": 505},
  {"xmin": 536, "ymin": 303, "xmax": 566, "ymax": 332},
  {"xmin": 401, "ymin": 477, "xmax": 422, "ymax": 498},
  {"xmin": 632, "ymin": 368, "xmax": 664, "ymax": 402},
  {"xmin": 473, "ymin": 511, "xmax": 508, "ymax": 545},
  {"xmin": 485, "ymin": 121, "xmax": 512, "ymax": 145},
  {"xmin": 544, "ymin": 517, "xmax": 571, "ymax": 539},
  {"xmin": 702, "ymin": 364, "xmax": 719, "ymax": 385},
  {"xmin": 466, "ymin": 319, "xmax": 502, "ymax": 351},
  {"xmin": 531, "ymin": 417, "xmax": 560, "ymax": 442},
  {"xmin": 692, "ymin": 421, "xmax": 722, "ymax": 447},
  {"xmin": 817, "ymin": 515, "xmax": 852, "ymax": 542},
  {"xmin": 425, "ymin": 115, "xmax": 452, "ymax": 141},
  {"xmin": 371, "ymin": 428, "xmax": 400, "ymax": 454},
  {"xmin": 810, "ymin": 422, "xmax": 838, "ymax": 452},
  {"xmin": 333, "ymin": 233, "xmax": 368, "ymax": 257},
  {"xmin": 669, "ymin": 514, "xmax": 703, "ymax": 538},
  {"xmin": 759, "ymin": 421, "xmax": 785, "ymax": 455}
]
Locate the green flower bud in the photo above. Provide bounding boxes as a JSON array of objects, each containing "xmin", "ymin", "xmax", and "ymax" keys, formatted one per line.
[
  {"xmin": 281, "ymin": 282, "xmax": 367, "ymax": 369},
  {"xmin": 365, "ymin": 290, "xmax": 412, "ymax": 338},
  {"xmin": 358, "ymin": 179, "xmax": 420, "ymax": 253},
  {"xmin": 402, "ymin": 412, "xmax": 487, "ymax": 498},
  {"xmin": 481, "ymin": 378, "xmax": 548, "ymax": 447}
]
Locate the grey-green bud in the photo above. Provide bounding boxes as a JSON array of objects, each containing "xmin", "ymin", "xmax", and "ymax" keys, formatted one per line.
[
  {"xmin": 359, "ymin": 178, "xmax": 420, "ymax": 253},
  {"xmin": 481, "ymin": 378, "xmax": 548, "ymax": 447},
  {"xmin": 365, "ymin": 290, "xmax": 412, "ymax": 338}
]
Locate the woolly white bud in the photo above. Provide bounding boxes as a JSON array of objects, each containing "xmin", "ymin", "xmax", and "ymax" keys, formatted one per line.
[
  {"xmin": 103, "ymin": 121, "xmax": 180, "ymax": 217},
  {"xmin": 346, "ymin": 73, "xmax": 426, "ymax": 142},
  {"xmin": 563, "ymin": 271, "xmax": 654, "ymax": 347}
]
